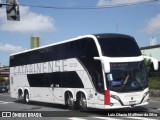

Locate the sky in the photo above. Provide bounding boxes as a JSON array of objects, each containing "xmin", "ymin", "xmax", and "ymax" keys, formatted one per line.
[{"xmin": 0, "ymin": 0, "xmax": 160, "ymax": 66}]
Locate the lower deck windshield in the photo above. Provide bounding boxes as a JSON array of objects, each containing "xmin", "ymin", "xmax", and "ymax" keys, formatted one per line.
[{"xmin": 106, "ymin": 61, "xmax": 147, "ymax": 92}]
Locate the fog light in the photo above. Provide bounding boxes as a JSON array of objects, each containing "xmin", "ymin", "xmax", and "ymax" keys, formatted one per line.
[{"xmin": 110, "ymin": 103, "xmax": 114, "ymax": 106}]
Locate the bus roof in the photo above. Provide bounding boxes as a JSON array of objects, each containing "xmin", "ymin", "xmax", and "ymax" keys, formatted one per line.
[
  {"xmin": 10, "ymin": 33, "xmax": 133, "ymax": 56},
  {"xmin": 93, "ymin": 33, "xmax": 133, "ymax": 38}
]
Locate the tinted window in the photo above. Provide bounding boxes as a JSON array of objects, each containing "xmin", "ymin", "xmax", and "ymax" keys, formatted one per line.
[
  {"xmin": 10, "ymin": 38, "xmax": 99, "ymax": 67},
  {"xmin": 39, "ymin": 47, "xmax": 52, "ymax": 62},
  {"xmin": 106, "ymin": 62, "xmax": 147, "ymax": 92},
  {"xmin": 67, "ymin": 72, "xmax": 84, "ymax": 88},
  {"xmin": 68, "ymin": 41, "xmax": 76, "ymax": 58},
  {"xmin": 75, "ymin": 38, "xmax": 99, "ymax": 57},
  {"xmin": 27, "ymin": 72, "xmax": 84, "ymax": 88},
  {"xmin": 98, "ymin": 37, "xmax": 141, "ymax": 57},
  {"xmin": 10, "ymin": 53, "xmax": 26, "ymax": 67}
]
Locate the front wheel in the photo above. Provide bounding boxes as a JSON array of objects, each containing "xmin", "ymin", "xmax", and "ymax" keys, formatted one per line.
[{"xmin": 78, "ymin": 93, "xmax": 87, "ymax": 111}]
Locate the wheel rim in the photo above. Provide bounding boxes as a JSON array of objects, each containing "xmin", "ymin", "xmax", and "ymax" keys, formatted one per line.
[
  {"xmin": 67, "ymin": 93, "xmax": 74, "ymax": 107},
  {"xmin": 79, "ymin": 94, "xmax": 87, "ymax": 110},
  {"xmin": 25, "ymin": 93, "xmax": 29, "ymax": 103},
  {"xmin": 19, "ymin": 93, "xmax": 23, "ymax": 100}
]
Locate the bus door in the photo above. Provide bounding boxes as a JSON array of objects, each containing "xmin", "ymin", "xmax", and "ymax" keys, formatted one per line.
[
  {"xmin": 92, "ymin": 69, "xmax": 105, "ymax": 108},
  {"xmin": 51, "ymin": 73, "xmax": 63, "ymax": 104}
]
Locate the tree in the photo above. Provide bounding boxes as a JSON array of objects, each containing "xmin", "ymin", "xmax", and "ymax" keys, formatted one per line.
[
  {"xmin": 0, "ymin": 76, "xmax": 5, "ymax": 81},
  {"xmin": 144, "ymin": 58, "xmax": 152, "ymax": 77}
]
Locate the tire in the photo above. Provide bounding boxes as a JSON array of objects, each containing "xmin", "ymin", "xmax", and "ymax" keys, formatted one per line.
[
  {"xmin": 18, "ymin": 91, "xmax": 24, "ymax": 103},
  {"xmin": 24, "ymin": 91, "xmax": 30, "ymax": 104},
  {"xmin": 66, "ymin": 92, "xmax": 75, "ymax": 110},
  {"xmin": 78, "ymin": 93, "xmax": 87, "ymax": 111}
]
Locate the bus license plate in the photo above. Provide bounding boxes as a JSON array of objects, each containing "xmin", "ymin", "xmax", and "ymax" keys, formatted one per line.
[{"xmin": 129, "ymin": 101, "xmax": 136, "ymax": 105}]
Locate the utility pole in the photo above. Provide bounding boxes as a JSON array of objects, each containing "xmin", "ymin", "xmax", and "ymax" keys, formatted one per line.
[{"xmin": 0, "ymin": 0, "xmax": 2, "ymax": 7}]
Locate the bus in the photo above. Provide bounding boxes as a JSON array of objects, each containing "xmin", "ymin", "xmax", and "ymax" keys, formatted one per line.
[{"xmin": 9, "ymin": 33, "xmax": 158, "ymax": 111}]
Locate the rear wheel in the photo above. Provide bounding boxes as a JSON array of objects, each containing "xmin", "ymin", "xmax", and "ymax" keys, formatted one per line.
[
  {"xmin": 66, "ymin": 92, "xmax": 75, "ymax": 110},
  {"xmin": 24, "ymin": 91, "xmax": 30, "ymax": 104},
  {"xmin": 78, "ymin": 93, "xmax": 87, "ymax": 111}
]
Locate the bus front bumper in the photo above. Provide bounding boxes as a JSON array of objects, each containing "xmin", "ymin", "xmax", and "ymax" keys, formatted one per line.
[{"xmin": 104, "ymin": 101, "xmax": 149, "ymax": 109}]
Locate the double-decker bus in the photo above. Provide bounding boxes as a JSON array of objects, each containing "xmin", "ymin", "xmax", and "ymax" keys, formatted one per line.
[{"xmin": 10, "ymin": 33, "xmax": 158, "ymax": 111}]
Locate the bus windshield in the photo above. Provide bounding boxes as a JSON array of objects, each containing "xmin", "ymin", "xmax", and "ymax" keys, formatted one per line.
[
  {"xmin": 106, "ymin": 62, "xmax": 147, "ymax": 92},
  {"xmin": 98, "ymin": 37, "xmax": 141, "ymax": 57}
]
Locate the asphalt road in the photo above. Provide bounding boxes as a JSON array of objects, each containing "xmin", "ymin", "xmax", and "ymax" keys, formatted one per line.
[{"xmin": 0, "ymin": 92, "xmax": 160, "ymax": 120}]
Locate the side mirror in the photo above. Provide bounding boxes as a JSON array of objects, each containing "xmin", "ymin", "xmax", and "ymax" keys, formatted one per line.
[
  {"xmin": 94, "ymin": 57, "xmax": 110, "ymax": 73},
  {"xmin": 143, "ymin": 56, "xmax": 159, "ymax": 71}
]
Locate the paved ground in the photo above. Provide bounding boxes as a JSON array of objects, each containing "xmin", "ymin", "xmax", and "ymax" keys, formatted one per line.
[
  {"xmin": 0, "ymin": 92, "xmax": 160, "ymax": 120},
  {"xmin": 150, "ymin": 97, "xmax": 160, "ymax": 101}
]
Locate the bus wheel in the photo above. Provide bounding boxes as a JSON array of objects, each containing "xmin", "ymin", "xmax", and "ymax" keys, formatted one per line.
[
  {"xmin": 66, "ymin": 92, "xmax": 75, "ymax": 110},
  {"xmin": 78, "ymin": 93, "xmax": 87, "ymax": 111},
  {"xmin": 24, "ymin": 91, "xmax": 30, "ymax": 104},
  {"xmin": 18, "ymin": 90, "xmax": 23, "ymax": 103}
]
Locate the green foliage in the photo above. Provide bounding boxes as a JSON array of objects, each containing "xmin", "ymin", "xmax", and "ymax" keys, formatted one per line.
[
  {"xmin": 144, "ymin": 58, "xmax": 152, "ymax": 76},
  {"xmin": 144, "ymin": 58, "xmax": 151, "ymax": 72},
  {"xmin": 0, "ymin": 76, "xmax": 5, "ymax": 81},
  {"xmin": 0, "ymin": 76, "xmax": 9, "ymax": 85},
  {"xmin": 149, "ymin": 77, "xmax": 160, "ymax": 89}
]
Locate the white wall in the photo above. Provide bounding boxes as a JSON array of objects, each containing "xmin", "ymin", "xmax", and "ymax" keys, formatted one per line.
[{"xmin": 141, "ymin": 48, "xmax": 160, "ymax": 61}]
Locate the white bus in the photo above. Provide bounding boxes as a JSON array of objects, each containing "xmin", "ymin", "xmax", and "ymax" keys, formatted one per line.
[{"xmin": 10, "ymin": 33, "xmax": 158, "ymax": 111}]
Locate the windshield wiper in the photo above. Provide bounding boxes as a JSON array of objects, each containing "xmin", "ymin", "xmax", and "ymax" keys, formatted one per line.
[
  {"xmin": 121, "ymin": 74, "xmax": 131, "ymax": 92},
  {"xmin": 123, "ymin": 74, "xmax": 130, "ymax": 85},
  {"xmin": 123, "ymin": 73, "xmax": 143, "ymax": 90}
]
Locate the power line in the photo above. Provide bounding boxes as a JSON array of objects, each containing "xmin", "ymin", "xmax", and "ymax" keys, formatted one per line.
[{"xmin": 19, "ymin": 0, "xmax": 159, "ymax": 10}]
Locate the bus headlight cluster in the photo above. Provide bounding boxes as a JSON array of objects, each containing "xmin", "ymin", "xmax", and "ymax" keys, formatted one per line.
[
  {"xmin": 143, "ymin": 91, "xmax": 149, "ymax": 98},
  {"xmin": 110, "ymin": 94, "xmax": 124, "ymax": 106},
  {"xmin": 110, "ymin": 94, "xmax": 120, "ymax": 101}
]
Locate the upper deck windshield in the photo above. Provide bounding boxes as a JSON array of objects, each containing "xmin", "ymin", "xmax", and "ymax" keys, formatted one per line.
[
  {"xmin": 106, "ymin": 62, "xmax": 147, "ymax": 92},
  {"xmin": 98, "ymin": 36, "xmax": 141, "ymax": 57}
]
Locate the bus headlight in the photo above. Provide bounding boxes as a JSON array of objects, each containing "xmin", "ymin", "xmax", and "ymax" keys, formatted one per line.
[
  {"xmin": 110, "ymin": 94, "xmax": 124, "ymax": 106},
  {"xmin": 143, "ymin": 91, "xmax": 149, "ymax": 98},
  {"xmin": 110, "ymin": 94, "xmax": 120, "ymax": 101},
  {"xmin": 140, "ymin": 91, "xmax": 149, "ymax": 104}
]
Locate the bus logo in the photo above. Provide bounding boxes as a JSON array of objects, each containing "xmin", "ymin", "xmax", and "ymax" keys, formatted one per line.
[{"xmin": 2, "ymin": 112, "xmax": 11, "ymax": 117}]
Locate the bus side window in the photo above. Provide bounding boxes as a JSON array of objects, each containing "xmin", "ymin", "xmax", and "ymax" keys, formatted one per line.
[
  {"xmin": 68, "ymin": 41, "xmax": 76, "ymax": 58},
  {"xmin": 52, "ymin": 73, "xmax": 62, "ymax": 87}
]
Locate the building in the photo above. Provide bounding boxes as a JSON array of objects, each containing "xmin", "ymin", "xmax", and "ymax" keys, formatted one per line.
[
  {"xmin": 141, "ymin": 45, "xmax": 160, "ymax": 76},
  {"xmin": 30, "ymin": 36, "xmax": 40, "ymax": 49},
  {"xmin": 141, "ymin": 45, "xmax": 160, "ymax": 61}
]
